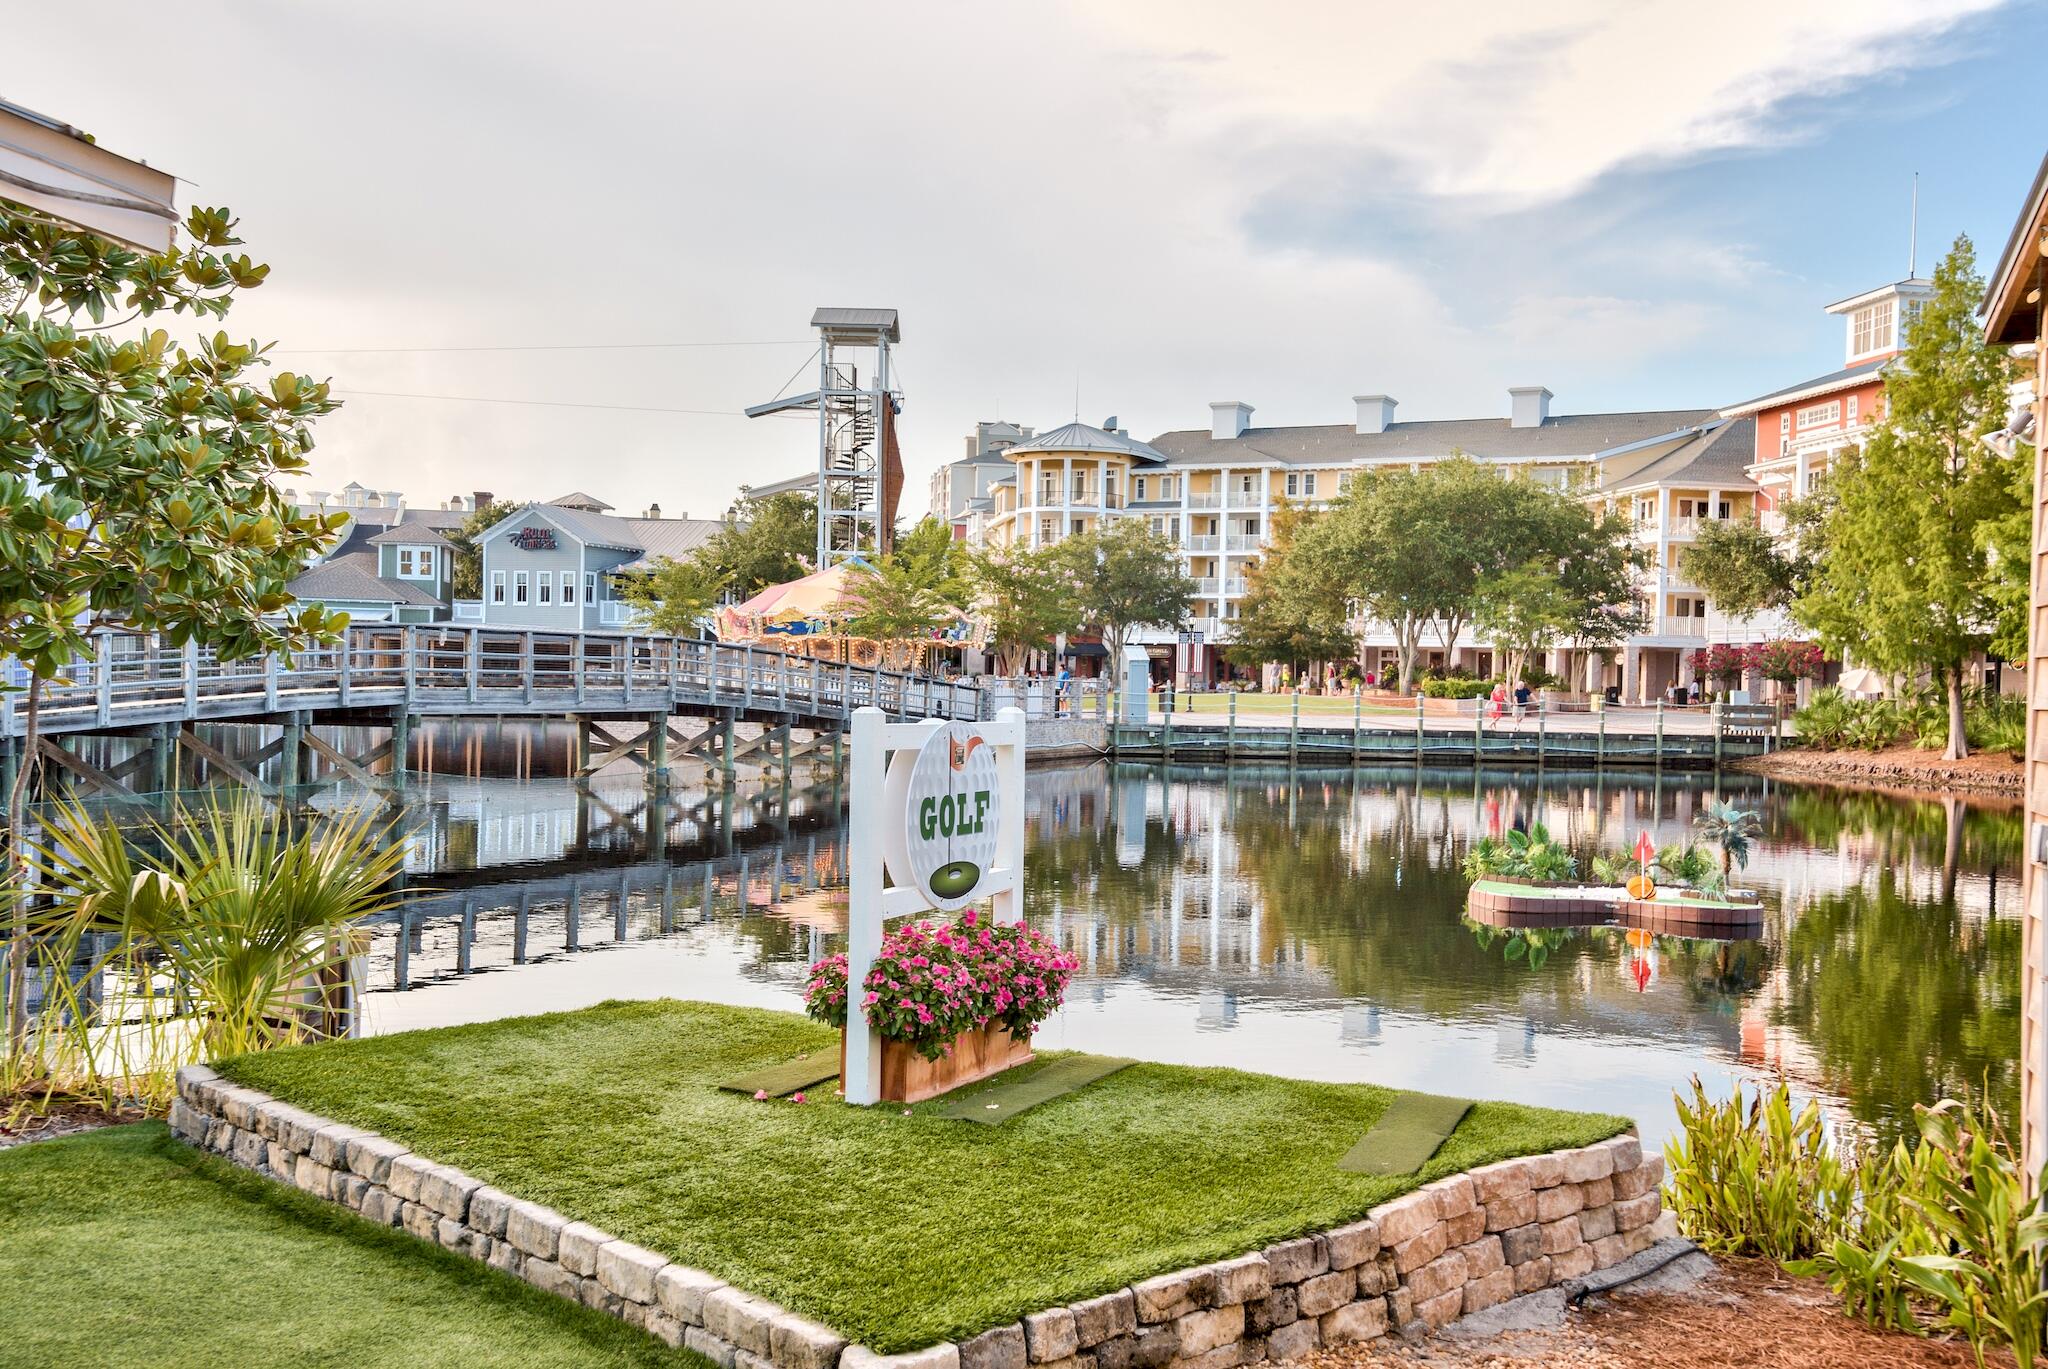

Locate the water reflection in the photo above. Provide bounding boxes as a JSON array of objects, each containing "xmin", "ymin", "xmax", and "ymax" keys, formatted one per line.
[{"xmin": 347, "ymin": 757, "xmax": 2019, "ymax": 1151}]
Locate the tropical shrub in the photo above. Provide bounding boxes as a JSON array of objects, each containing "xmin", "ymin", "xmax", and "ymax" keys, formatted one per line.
[
  {"xmin": 9, "ymin": 798, "xmax": 407, "ymax": 1114},
  {"xmin": 1462, "ymin": 823, "xmax": 1579, "ymax": 881},
  {"xmin": 1795, "ymin": 685, "xmax": 2022, "ymax": 756},
  {"xmin": 1653, "ymin": 842, "xmax": 1726, "ymax": 894},
  {"xmin": 1694, "ymin": 802, "xmax": 1763, "ymax": 887},
  {"xmin": 1420, "ymin": 677, "xmax": 1491, "ymax": 699},
  {"xmin": 1668, "ymin": 1079, "xmax": 2048, "ymax": 1369},
  {"xmin": 804, "ymin": 911, "xmax": 1079, "ymax": 1060}
]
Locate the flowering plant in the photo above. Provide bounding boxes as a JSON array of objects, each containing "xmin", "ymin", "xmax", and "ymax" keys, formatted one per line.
[
  {"xmin": 1687, "ymin": 643, "xmax": 1750, "ymax": 682},
  {"xmin": 803, "ymin": 910, "xmax": 1079, "ymax": 1061},
  {"xmin": 1749, "ymin": 639, "xmax": 1825, "ymax": 685}
]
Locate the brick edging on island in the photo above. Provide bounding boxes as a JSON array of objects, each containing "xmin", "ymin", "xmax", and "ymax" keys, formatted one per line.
[{"xmin": 169, "ymin": 1064, "xmax": 1664, "ymax": 1368}]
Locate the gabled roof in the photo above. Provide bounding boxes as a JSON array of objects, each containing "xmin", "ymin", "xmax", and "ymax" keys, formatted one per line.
[
  {"xmin": 1600, "ymin": 418, "xmax": 1757, "ymax": 494},
  {"xmin": 365, "ymin": 523, "xmax": 454, "ymax": 548},
  {"xmin": 1004, "ymin": 421, "xmax": 1170, "ymax": 463},
  {"xmin": 1985, "ymin": 147, "xmax": 2048, "ymax": 345},
  {"xmin": 288, "ymin": 552, "xmax": 443, "ymax": 606},
  {"xmin": 616, "ymin": 515, "xmax": 724, "ymax": 572},
  {"xmin": 480, "ymin": 501, "xmax": 726, "ymax": 570},
  {"xmin": 1718, "ymin": 359, "xmax": 1888, "ymax": 418},
  {"xmin": 550, "ymin": 491, "xmax": 614, "ymax": 512},
  {"xmin": 1147, "ymin": 410, "xmax": 1711, "ymax": 468}
]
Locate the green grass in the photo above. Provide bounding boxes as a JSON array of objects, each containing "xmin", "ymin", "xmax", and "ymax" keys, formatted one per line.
[
  {"xmin": 0, "ymin": 1123, "xmax": 698, "ymax": 1369},
  {"xmin": 220, "ymin": 1000, "xmax": 1628, "ymax": 1352}
]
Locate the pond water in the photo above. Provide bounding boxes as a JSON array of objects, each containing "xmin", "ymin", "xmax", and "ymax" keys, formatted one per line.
[{"xmin": 337, "ymin": 749, "xmax": 2021, "ymax": 1152}]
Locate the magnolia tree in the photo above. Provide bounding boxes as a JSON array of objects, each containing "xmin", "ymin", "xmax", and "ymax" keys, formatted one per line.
[{"xmin": 1, "ymin": 200, "xmax": 347, "ymax": 1055}]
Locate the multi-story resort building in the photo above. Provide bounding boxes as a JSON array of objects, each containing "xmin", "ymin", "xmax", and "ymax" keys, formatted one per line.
[
  {"xmin": 935, "ymin": 268, "xmax": 1999, "ymax": 700},
  {"xmin": 931, "ymin": 420, "xmax": 1034, "ymax": 540},
  {"xmin": 944, "ymin": 394, "xmax": 1765, "ymax": 698}
]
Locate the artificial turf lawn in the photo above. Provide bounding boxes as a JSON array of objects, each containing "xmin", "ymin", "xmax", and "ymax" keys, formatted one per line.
[
  {"xmin": 0, "ymin": 1123, "xmax": 696, "ymax": 1369},
  {"xmin": 218, "ymin": 999, "xmax": 1630, "ymax": 1353}
]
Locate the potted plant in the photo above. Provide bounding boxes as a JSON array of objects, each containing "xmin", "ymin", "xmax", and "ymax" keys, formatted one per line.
[{"xmin": 805, "ymin": 911, "xmax": 1078, "ymax": 1103}]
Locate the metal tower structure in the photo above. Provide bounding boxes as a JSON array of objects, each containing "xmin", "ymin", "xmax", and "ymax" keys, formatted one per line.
[{"xmin": 746, "ymin": 308, "xmax": 904, "ymax": 567}]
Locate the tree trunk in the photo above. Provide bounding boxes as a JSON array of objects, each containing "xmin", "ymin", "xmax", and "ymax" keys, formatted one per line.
[
  {"xmin": 5, "ymin": 675, "xmax": 43, "ymax": 1063},
  {"xmin": 1945, "ymin": 663, "xmax": 1968, "ymax": 762},
  {"xmin": 1941, "ymin": 795, "xmax": 1962, "ymax": 904}
]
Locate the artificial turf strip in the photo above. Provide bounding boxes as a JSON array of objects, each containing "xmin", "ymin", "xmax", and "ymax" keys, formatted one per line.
[
  {"xmin": 931, "ymin": 1053, "xmax": 1135, "ymax": 1124},
  {"xmin": 220, "ymin": 999, "xmax": 1631, "ymax": 1354},
  {"xmin": 1336, "ymin": 1093, "xmax": 1474, "ymax": 1176},
  {"xmin": 716, "ymin": 1046, "xmax": 841, "ymax": 1098},
  {"xmin": 0, "ymin": 1123, "xmax": 698, "ymax": 1369}
]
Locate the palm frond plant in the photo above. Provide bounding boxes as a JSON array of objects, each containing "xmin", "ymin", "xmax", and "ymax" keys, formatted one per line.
[
  {"xmin": 10, "ymin": 796, "xmax": 407, "ymax": 1111},
  {"xmin": 1694, "ymin": 802, "xmax": 1763, "ymax": 889}
]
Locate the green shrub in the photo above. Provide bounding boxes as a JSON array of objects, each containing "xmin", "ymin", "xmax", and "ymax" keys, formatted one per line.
[
  {"xmin": 1795, "ymin": 685, "xmax": 2021, "ymax": 756},
  {"xmin": 1421, "ymin": 677, "xmax": 1491, "ymax": 699},
  {"xmin": 1461, "ymin": 822, "xmax": 1579, "ymax": 882},
  {"xmin": 1668, "ymin": 1078, "xmax": 2048, "ymax": 1369}
]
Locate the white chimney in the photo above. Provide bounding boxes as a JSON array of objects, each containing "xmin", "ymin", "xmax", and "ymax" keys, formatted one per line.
[
  {"xmin": 1210, "ymin": 401, "xmax": 1254, "ymax": 440},
  {"xmin": 1354, "ymin": 394, "xmax": 1397, "ymax": 435},
  {"xmin": 1509, "ymin": 387, "xmax": 1552, "ymax": 429}
]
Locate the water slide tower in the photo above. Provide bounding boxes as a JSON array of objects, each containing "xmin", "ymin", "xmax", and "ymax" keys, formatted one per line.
[{"xmin": 745, "ymin": 308, "xmax": 904, "ymax": 567}]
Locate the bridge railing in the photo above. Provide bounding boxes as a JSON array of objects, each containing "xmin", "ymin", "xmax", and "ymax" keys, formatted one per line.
[{"xmin": 2, "ymin": 626, "xmax": 982, "ymax": 737}]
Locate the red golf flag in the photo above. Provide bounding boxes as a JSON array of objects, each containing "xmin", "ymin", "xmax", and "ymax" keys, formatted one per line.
[{"xmin": 1633, "ymin": 830, "xmax": 1655, "ymax": 867}]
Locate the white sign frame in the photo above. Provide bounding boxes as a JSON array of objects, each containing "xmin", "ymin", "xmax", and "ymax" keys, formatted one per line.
[{"xmin": 843, "ymin": 704, "xmax": 1027, "ymax": 1105}]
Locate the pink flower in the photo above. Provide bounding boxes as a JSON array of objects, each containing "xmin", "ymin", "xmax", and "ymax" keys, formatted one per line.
[
  {"xmin": 753, "ymin": 1090, "xmax": 769, "ymax": 1101},
  {"xmin": 791, "ymin": 1091, "xmax": 807, "ymax": 1104}
]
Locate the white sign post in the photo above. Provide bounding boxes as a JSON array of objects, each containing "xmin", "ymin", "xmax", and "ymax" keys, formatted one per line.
[{"xmin": 842, "ymin": 704, "xmax": 1027, "ymax": 1106}]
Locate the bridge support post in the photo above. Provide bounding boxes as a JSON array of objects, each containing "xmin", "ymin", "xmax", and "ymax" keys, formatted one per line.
[
  {"xmin": 719, "ymin": 713, "xmax": 735, "ymax": 789},
  {"xmin": 648, "ymin": 711, "xmax": 671, "ymax": 792},
  {"xmin": 150, "ymin": 722, "xmax": 178, "ymax": 799},
  {"xmin": 570, "ymin": 716, "xmax": 591, "ymax": 790},
  {"xmin": 389, "ymin": 708, "xmax": 411, "ymax": 794},
  {"xmin": 278, "ymin": 715, "xmax": 303, "ymax": 798}
]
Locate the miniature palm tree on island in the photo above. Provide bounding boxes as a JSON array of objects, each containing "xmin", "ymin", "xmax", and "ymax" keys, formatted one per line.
[{"xmin": 1694, "ymin": 801, "xmax": 1763, "ymax": 889}]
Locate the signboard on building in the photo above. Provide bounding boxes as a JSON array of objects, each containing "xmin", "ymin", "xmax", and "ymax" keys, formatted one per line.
[{"xmin": 509, "ymin": 527, "xmax": 558, "ymax": 551}]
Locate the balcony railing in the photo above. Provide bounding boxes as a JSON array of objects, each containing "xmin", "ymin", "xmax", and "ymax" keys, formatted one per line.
[
  {"xmin": 1187, "ymin": 534, "xmax": 1220, "ymax": 552},
  {"xmin": 597, "ymin": 599, "xmax": 649, "ymax": 628},
  {"xmin": 1224, "ymin": 534, "xmax": 1262, "ymax": 552},
  {"xmin": 451, "ymin": 600, "xmax": 484, "ymax": 623},
  {"xmin": 1195, "ymin": 577, "xmax": 1220, "ymax": 595},
  {"xmin": 1223, "ymin": 578, "xmax": 1249, "ymax": 595},
  {"xmin": 1187, "ymin": 492, "xmax": 1223, "ymax": 510}
]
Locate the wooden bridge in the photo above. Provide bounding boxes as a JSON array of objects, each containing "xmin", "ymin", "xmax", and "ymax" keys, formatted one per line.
[{"xmin": 2, "ymin": 625, "xmax": 980, "ymax": 806}]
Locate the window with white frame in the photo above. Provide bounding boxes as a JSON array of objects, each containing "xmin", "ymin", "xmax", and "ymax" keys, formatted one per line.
[
  {"xmin": 585, "ymin": 572, "xmax": 597, "ymax": 603},
  {"xmin": 1633, "ymin": 497, "xmax": 1656, "ymax": 524},
  {"xmin": 1796, "ymin": 400, "xmax": 1840, "ymax": 430},
  {"xmin": 1851, "ymin": 299, "xmax": 1894, "ymax": 357},
  {"xmin": 514, "ymin": 571, "xmax": 529, "ymax": 604},
  {"xmin": 397, "ymin": 548, "xmax": 415, "ymax": 576},
  {"xmin": 1133, "ymin": 476, "xmax": 1147, "ymax": 501},
  {"xmin": 1235, "ymin": 473, "xmax": 1256, "ymax": 497},
  {"xmin": 1039, "ymin": 517, "xmax": 1058, "ymax": 542},
  {"xmin": 491, "ymin": 570, "xmax": 506, "ymax": 604},
  {"xmin": 562, "ymin": 571, "xmax": 576, "ymax": 604},
  {"xmin": 1847, "ymin": 394, "xmax": 1859, "ymax": 425},
  {"xmin": 537, "ymin": 575, "xmax": 551, "ymax": 605}
]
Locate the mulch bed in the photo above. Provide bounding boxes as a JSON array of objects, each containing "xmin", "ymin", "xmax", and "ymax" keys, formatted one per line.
[
  {"xmin": 0, "ymin": 1097, "xmax": 138, "ymax": 1151},
  {"xmin": 1287, "ymin": 1257, "xmax": 2012, "ymax": 1369},
  {"xmin": 1733, "ymin": 746, "xmax": 2022, "ymax": 800}
]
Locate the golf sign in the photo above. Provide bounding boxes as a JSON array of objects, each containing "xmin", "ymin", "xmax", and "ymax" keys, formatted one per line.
[{"xmin": 883, "ymin": 721, "xmax": 1003, "ymax": 911}]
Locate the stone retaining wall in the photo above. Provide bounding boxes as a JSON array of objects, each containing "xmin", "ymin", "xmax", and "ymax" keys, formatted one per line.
[{"xmin": 170, "ymin": 1064, "xmax": 1664, "ymax": 1369}]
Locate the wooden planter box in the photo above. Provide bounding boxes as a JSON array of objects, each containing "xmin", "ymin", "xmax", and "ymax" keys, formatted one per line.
[{"xmin": 840, "ymin": 1022, "xmax": 1035, "ymax": 1104}]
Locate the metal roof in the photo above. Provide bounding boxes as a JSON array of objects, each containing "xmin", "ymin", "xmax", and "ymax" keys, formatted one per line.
[
  {"xmin": 810, "ymin": 307, "xmax": 900, "ymax": 342},
  {"xmin": 1717, "ymin": 359, "xmax": 1888, "ymax": 418},
  {"xmin": 549, "ymin": 491, "xmax": 615, "ymax": 512},
  {"xmin": 1004, "ymin": 421, "xmax": 1170, "ymax": 463},
  {"xmin": 288, "ymin": 553, "xmax": 443, "ymax": 607},
  {"xmin": 1600, "ymin": 418, "xmax": 1757, "ymax": 493},
  {"xmin": 1146, "ymin": 409, "xmax": 1712, "ymax": 467}
]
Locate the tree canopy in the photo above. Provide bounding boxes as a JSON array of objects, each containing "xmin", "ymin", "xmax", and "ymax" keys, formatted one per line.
[
  {"xmin": 1225, "ymin": 500, "xmax": 1355, "ymax": 673},
  {"xmin": 967, "ymin": 543, "xmax": 1082, "ymax": 674},
  {"xmin": 1, "ymin": 197, "xmax": 346, "ymax": 1052},
  {"xmin": 622, "ymin": 556, "xmax": 726, "ymax": 636},
  {"xmin": 1677, "ymin": 514, "xmax": 1800, "ymax": 620},
  {"xmin": 706, "ymin": 491, "xmax": 817, "ymax": 598},
  {"xmin": 1060, "ymin": 521, "xmax": 1195, "ymax": 664},
  {"xmin": 1795, "ymin": 235, "xmax": 2027, "ymax": 759}
]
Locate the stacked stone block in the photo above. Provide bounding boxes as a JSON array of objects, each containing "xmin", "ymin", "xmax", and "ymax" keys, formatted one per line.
[{"xmin": 171, "ymin": 1064, "xmax": 1665, "ymax": 1368}]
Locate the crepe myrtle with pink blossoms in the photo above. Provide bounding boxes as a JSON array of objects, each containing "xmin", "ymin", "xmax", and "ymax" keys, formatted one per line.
[{"xmin": 805, "ymin": 910, "xmax": 1079, "ymax": 1061}]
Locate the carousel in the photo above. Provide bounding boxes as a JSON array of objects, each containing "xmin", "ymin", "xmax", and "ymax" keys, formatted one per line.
[{"xmin": 714, "ymin": 561, "xmax": 985, "ymax": 671}]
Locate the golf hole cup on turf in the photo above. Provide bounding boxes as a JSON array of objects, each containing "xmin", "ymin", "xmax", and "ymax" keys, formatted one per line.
[{"xmin": 883, "ymin": 722, "xmax": 1003, "ymax": 911}]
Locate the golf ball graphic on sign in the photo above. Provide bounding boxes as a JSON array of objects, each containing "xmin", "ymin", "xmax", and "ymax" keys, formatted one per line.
[{"xmin": 897, "ymin": 723, "xmax": 1001, "ymax": 911}]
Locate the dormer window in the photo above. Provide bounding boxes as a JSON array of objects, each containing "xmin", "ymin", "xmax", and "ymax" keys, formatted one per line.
[
  {"xmin": 1850, "ymin": 299, "xmax": 1894, "ymax": 358},
  {"xmin": 395, "ymin": 547, "xmax": 437, "ymax": 579}
]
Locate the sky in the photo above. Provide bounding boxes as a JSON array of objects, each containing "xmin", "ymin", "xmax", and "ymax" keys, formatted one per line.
[{"xmin": 9, "ymin": 0, "xmax": 2048, "ymax": 521}]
